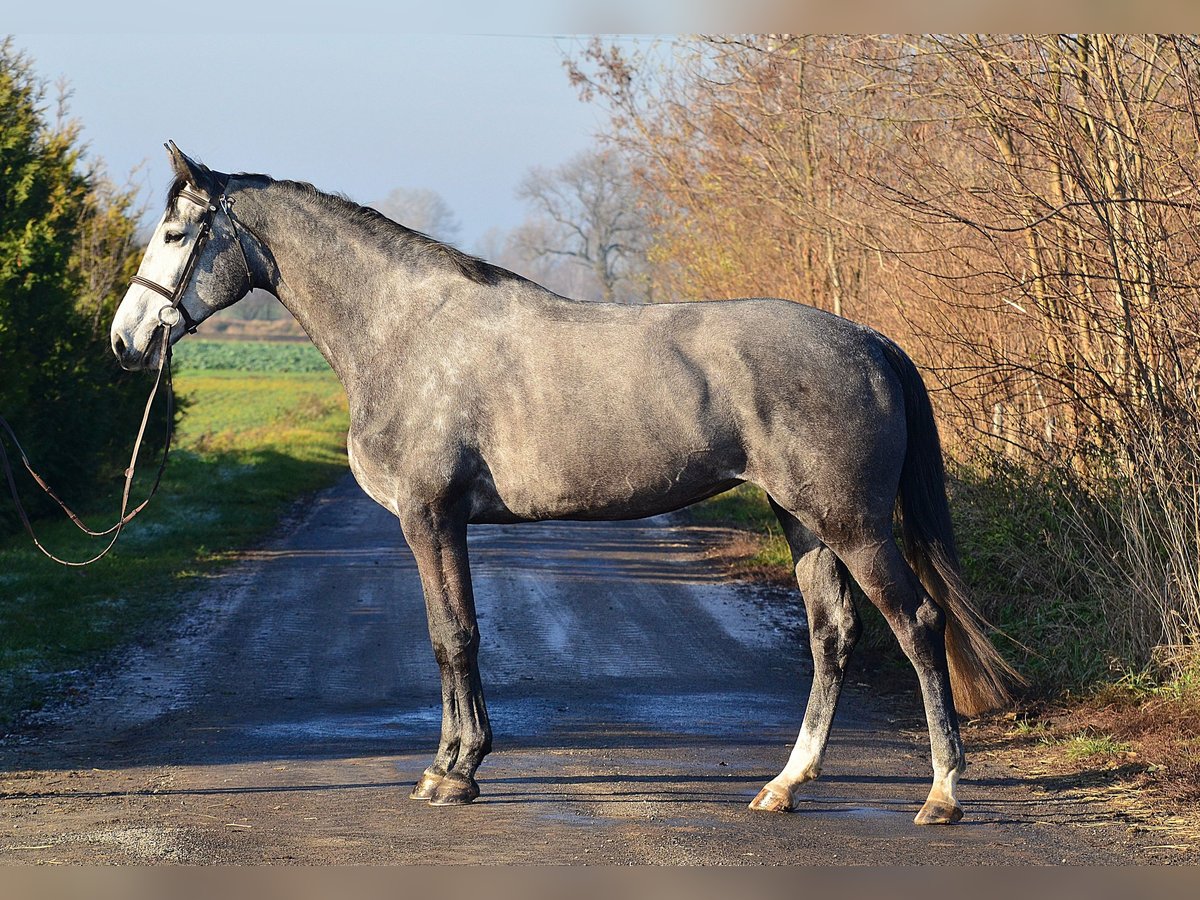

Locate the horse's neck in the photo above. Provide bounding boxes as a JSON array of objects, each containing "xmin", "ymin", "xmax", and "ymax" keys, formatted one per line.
[{"xmin": 245, "ymin": 185, "xmax": 439, "ymax": 387}]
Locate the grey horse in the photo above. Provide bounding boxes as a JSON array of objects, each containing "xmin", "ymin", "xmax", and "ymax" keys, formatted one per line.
[{"xmin": 110, "ymin": 145, "xmax": 1016, "ymax": 826}]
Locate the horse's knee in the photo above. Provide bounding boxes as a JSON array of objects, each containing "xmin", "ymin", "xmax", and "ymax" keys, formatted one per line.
[
  {"xmin": 811, "ymin": 603, "xmax": 859, "ymax": 664},
  {"xmin": 835, "ymin": 604, "xmax": 861, "ymax": 665},
  {"xmin": 890, "ymin": 597, "xmax": 948, "ymax": 666},
  {"xmin": 847, "ymin": 552, "xmax": 942, "ymax": 660},
  {"xmin": 430, "ymin": 627, "xmax": 479, "ymax": 669}
]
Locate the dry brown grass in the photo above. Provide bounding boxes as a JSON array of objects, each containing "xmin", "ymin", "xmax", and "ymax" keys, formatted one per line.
[{"xmin": 967, "ymin": 686, "xmax": 1200, "ymax": 851}]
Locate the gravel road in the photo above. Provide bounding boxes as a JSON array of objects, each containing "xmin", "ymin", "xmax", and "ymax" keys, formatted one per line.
[{"xmin": 0, "ymin": 475, "xmax": 1158, "ymax": 863}]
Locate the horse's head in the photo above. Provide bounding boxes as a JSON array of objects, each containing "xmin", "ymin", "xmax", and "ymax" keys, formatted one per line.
[{"xmin": 111, "ymin": 143, "xmax": 256, "ymax": 370}]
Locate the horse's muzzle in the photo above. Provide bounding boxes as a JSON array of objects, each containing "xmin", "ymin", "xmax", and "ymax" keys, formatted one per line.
[{"xmin": 112, "ymin": 332, "xmax": 153, "ymax": 372}]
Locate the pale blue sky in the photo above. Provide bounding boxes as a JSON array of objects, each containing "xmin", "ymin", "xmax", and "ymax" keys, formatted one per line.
[{"xmin": 11, "ymin": 34, "xmax": 649, "ymax": 249}]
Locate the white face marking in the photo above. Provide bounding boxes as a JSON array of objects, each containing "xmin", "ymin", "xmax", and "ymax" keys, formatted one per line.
[{"xmin": 109, "ymin": 191, "xmax": 210, "ymax": 370}]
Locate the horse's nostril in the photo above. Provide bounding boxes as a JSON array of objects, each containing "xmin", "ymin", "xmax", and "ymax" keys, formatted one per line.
[{"xmin": 113, "ymin": 334, "xmax": 126, "ymax": 359}]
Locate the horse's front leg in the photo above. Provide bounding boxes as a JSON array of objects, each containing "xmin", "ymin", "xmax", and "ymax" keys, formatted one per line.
[{"xmin": 399, "ymin": 500, "xmax": 492, "ymax": 806}]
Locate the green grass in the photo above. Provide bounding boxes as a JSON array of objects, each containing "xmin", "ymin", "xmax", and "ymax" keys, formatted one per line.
[
  {"xmin": 0, "ymin": 368, "xmax": 348, "ymax": 725},
  {"xmin": 1091, "ymin": 655, "xmax": 1200, "ymax": 708},
  {"xmin": 1011, "ymin": 717, "xmax": 1054, "ymax": 739},
  {"xmin": 689, "ymin": 484, "xmax": 793, "ymax": 571},
  {"xmin": 1032, "ymin": 729, "xmax": 1134, "ymax": 760},
  {"xmin": 1058, "ymin": 733, "xmax": 1134, "ymax": 760}
]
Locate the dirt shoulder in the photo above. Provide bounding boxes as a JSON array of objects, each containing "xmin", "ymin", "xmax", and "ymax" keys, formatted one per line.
[{"xmin": 964, "ymin": 700, "xmax": 1200, "ymax": 859}]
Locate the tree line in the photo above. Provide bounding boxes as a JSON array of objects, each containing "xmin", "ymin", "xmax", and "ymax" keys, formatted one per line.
[{"xmin": 568, "ymin": 34, "xmax": 1200, "ymax": 688}]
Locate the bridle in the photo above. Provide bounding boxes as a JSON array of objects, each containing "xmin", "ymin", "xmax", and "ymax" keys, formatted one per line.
[
  {"xmin": 0, "ymin": 179, "xmax": 257, "ymax": 566},
  {"xmin": 130, "ymin": 178, "xmax": 257, "ymax": 334}
]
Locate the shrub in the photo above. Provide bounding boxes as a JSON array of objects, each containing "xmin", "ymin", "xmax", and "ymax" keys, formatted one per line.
[{"xmin": 0, "ymin": 41, "xmax": 163, "ymax": 533}]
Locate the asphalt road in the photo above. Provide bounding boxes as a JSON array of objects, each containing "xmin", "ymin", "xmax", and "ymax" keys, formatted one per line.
[{"xmin": 0, "ymin": 475, "xmax": 1158, "ymax": 863}]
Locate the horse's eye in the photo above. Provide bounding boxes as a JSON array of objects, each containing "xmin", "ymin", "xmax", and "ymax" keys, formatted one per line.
[{"xmin": 164, "ymin": 231, "xmax": 186, "ymax": 244}]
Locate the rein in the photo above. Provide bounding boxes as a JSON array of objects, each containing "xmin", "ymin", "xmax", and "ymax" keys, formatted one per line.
[
  {"xmin": 0, "ymin": 180, "xmax": 252, "ymax": 566},
  {"xmin": 0, "ymin": 328, "xmax": 174, "ymax": 566}
]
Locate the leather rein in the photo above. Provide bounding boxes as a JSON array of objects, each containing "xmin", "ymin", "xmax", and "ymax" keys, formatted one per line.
[{"xmin": 0, "ymin": 180, "xmax": 255, "ymax": 566}]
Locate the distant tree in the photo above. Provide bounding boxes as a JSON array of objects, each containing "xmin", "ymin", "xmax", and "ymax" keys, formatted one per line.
[
  {"xmin": 472, "ymin": 225, "xmax": 595, "ymax": 299},
  {"xmin": 371, "ymin": 187, "xmax": 461, "ymax": 242},
  {"xmin": 514, "ymin": 149, "xmax": 651, "ymax": 302},
  {"xmin": 0, "ymin": 40, "xmax": 162, "ymax": 531}
]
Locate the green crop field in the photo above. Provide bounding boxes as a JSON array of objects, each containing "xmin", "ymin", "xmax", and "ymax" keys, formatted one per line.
[
  {"xmin": 172, "ymin": 339, "xmax": 330, "ymax": 373},
  {"xmin": 0, "ymin": 366, "xmax": 349, "ymax": 724}
]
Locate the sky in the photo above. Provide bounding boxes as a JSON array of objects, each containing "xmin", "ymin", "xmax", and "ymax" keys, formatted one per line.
[{"xmin": 10, "ymin": 34, "xmax": 639, "ymax": 251}]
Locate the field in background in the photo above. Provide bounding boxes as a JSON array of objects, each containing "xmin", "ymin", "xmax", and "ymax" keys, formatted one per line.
[
  {"xmin": 172, "ymin": 339, "xmax": 329, "ymax": 373},
  {"xmin": 0, "ymin": 358, "xmax": 347, "ymax": 724}
]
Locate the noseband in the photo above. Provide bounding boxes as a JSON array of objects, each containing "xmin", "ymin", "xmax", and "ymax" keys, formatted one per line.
[{"xmin": 128, "ymin": 180, "xmax": 256, "ymax": 334}]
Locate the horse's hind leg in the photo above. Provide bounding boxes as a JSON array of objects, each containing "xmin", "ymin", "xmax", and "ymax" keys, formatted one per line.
[
  {"xmin": 834, "ymin": 532, "xmax": 965, "ymax": 825},
  {"xmin": 751, "ymin": 502, "xmax": 860, "ymax": 813}
]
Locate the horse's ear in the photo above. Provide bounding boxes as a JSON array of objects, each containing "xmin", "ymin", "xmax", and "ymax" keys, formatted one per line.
[{"xmin": 165, "ymin": 140, "xmax": 218, "ymax": 194}]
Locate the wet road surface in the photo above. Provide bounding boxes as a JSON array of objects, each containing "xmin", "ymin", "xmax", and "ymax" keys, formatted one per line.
[{"xmin": 0, "ymin": 476, "xmax": 1156, "ymax": 863}]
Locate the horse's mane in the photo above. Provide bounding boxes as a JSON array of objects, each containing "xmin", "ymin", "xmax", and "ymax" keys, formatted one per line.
[{"xmin": 167, "ymin": 172, "xmax": 528, "ymax": 289}]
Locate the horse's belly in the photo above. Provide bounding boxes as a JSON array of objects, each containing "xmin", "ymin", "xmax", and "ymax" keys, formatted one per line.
[{"xmin": 473, "ymin": 438, "xmax": 743, "ymax": 523}]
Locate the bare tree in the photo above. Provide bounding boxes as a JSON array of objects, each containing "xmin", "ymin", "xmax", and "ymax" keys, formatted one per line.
[
  {"xmin": 372, "ymin": 186, "xmax": 461, "ymax": 242},
  {"xmin": 567, "ymin": 36, "xmax": 885, "ymax": 316},
  {"xmin": 473, "ymin": 225, "xmax": 595, "ymax": 299},
  {"xmin": 514, "ymin": 149, "xmax": 650, "ymax": 302}
]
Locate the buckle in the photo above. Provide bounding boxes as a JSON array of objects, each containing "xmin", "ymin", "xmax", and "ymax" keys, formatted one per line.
[{"xmin": 158, "ymin": 306, "xmax": 183, "ymax": 328}]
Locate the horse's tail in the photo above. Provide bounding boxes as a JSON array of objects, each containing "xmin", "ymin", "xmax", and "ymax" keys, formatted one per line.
[{"xmin": 877, "ymin": 337, "xmax": 1022, "ymax": 717}]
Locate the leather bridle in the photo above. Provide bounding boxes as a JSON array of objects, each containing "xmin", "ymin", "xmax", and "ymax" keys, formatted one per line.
[{"xmin": 129, "ymin": 180, "xmax": 257, "ymax": 334}]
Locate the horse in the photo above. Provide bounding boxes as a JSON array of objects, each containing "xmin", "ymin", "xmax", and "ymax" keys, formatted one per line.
[{"xmin": 110, "ymin": 143, "xmax": 1016, "ymax": 825}]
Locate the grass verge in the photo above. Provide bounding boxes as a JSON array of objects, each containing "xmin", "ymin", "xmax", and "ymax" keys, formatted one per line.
[
  {"xmin": 686, "ymin": 484, "xmax": 792, "ymax": 578},
  {"xmin": 0, "ymin": 369, "xmax": 348, "ymax": 726},
  {"xmin": 966, "ymin": 670, "xmax": 1200, "ymax": 855}
]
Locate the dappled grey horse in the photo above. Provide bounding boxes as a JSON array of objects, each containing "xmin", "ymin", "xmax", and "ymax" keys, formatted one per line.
[{"xmin": 111, "ymin": 144, "xmax": 1015, "ymax": 825}]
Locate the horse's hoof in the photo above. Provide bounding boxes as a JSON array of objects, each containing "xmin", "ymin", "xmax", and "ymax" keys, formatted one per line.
[
  {"xmin": 428, "ymin": 772, "xmax": 480, "ymax": 806},
  {"xmin": 914, "ymin": 799, "xmax": 964, "ymax": 825},
  {"xmin": 408, "ymin": 767, "xmax": 446, "ymax": 801},
  {"xmin": 749, "ymin": 786, "xmax": 793, "ymax": 813}
]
